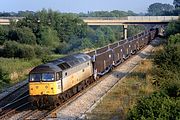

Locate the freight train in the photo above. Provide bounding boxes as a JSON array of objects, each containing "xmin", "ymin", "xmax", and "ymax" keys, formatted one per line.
[{"xmin": 29, "ymin": 29, "xmax": 158, "ymax": 108}]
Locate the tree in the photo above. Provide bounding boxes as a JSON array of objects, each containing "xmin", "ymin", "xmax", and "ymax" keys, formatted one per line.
[
  {"xmin": 96, "ymin": 29, "xmax": 106, "ymax": 47},
  {"xmin": 8, "ymin": 27, "xmax": 36, "ymax": 45},
  {"xmin": 16, "ymin": 27, "xmax": 36, "ymax": 45},
  {"xmin": 148, "ymin": 3, "xmax": 174, "ymax": 16},
  {"xmin": 38, "ymin": 26, "xmax": 59, "ymax": 49},
  {"xmin": 97, "ymin": 26, "xmax": 116, "ymax": 43},
  {"xmin": 0, "ymin": 26, "xmax": 8, "ymax": 45},
  {"xmin": 166, "ymin": 19, "xmax": 180, "ymax": 36},
  {"xmin": 81, "ymin": 38, "xmax": 94, "ymax": 49},
  {"xmin": 174, "ymin": 0, "xmax": 180, "ymax": 8}
]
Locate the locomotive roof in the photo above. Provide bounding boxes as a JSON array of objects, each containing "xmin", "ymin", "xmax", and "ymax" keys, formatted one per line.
[{"xmin": 30, "ymin": 53, "xmax": 91, "ymax": 73}]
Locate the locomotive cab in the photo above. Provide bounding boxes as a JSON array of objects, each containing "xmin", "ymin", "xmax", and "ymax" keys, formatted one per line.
[
  {"xmin": 29, "ymin": 72, "xmax": 62, "ymax": 96},
  {"xmin": 28, "ymin": 53, "xmax": 93, "ymax": 108}
]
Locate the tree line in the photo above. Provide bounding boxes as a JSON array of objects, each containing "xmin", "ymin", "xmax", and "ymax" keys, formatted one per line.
[
  {"xmin": 0, "ymin": 9, "xmax": 144, "ymax": 60},
  {"xmin": 148, "ymin": 0, "xmax": 180, "ymax": 16}
]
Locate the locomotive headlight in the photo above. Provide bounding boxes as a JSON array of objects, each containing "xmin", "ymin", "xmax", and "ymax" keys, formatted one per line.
[{"xmin": 30, "ymin": 88, "xmax": 33, "ymax": 91}]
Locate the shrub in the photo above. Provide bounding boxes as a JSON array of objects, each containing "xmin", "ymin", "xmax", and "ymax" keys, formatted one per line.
[
  {"xmin": 0, "ymin": 67, "xmax": 10, "ymax": 83},
  {"xmin": 168, "ymin": 33, "xmax": 180, "ymax": 45},
  {"xmin": 34, "ymin": 45, "xmax": 51, "ymax": 58},
  {"xmin": 18, "ymin": 44, "xmax": 36, "ymax": 59},
  {"xmin": 3, "ymin": 41, "xmax": 20, "ymax": 58},
  {"xmin": 153, "ymin": 45, "xmax": 180, "ymax": 71},
  {"xmin": 165, "ymin": 20, "xmax": 180, "ymax": 37},
  {"xmin": 127, "ymin": 92, "xmax": 180, "ymax": 120},
  {"xmin": 3, "ymin": 41, "xmax": 36, "ymax": 59}
]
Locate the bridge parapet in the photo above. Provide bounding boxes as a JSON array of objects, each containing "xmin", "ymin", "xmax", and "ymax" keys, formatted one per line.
[
  {"xmin": 82, "ymin": 16, "xmax": 179, "ymax": 21},
  {"xmin": 127, "ymin": 16, "xmax": 179, "ymax": 22}
]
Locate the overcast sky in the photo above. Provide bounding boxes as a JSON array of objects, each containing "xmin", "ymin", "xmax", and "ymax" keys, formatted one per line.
[{"xmin": 0, "ymin": 0, "xmax": 173, "ymax": 13}]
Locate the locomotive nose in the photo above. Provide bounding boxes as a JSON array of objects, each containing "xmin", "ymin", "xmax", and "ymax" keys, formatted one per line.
[{"xmin": 29, "ymin": 82, "xmax": 57, "ymax": 96}]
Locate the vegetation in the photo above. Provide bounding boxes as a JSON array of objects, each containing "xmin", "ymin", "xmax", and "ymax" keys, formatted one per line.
[
  {"xmin": 0, "ymin": 9, "xmax": 143, "ymax": 56},
  {"xmin": 127, "ymin": 18, "xmax": 180, "ymax": 120},
  {"xmin": 0, "ymin": 9, "xmax": 145, "ymax": 90},
  {"xmin": 0, "ymin": 58, "xmax": 41, "ymax": 90},
  {"xmin": 147, "ymin": 0, "xmax": 180, "ymax": 16},
  {"xmin": 148, "ymin": 3, "xmax": 174, "ymax": 16},
  {"xmin": 174, "ymin": 0, "xmax": 180, "ymax": 8}
]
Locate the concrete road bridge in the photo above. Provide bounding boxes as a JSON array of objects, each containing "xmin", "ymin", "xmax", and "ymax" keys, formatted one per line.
[
  {"xmin": 0, "ymin": 16, "xmax": 179, "ymax": 39},
  {"xmin": 82, "ymin": 16, "xmax": 179, "ymax": 39},
  {"xmin": 82, "ymin": 16, "xmax": 179, "ymax": 25}
]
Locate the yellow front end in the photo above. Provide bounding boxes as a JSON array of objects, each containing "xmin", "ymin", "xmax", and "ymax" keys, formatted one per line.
[{"xmin": 29, "ymin": 81, "xmax": 62, "ymax": 96}]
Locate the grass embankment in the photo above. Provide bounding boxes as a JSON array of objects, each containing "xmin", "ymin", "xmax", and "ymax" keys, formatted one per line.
[
  {"xmin": 0, "ymin": 58, "xmax": 41, "ymax": 91},
  {"xmin": 0, "ymin": 54, "xmax": 64, "ymax": 92},
  {"xmin": 87, "ymin": 59, "xmax": 155, "ymax": 120}
]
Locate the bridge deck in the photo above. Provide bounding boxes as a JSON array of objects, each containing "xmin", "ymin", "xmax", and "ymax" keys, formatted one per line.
[{"xmin": 82, "ymin": 16, "xmax": 179, "ymax": 25}]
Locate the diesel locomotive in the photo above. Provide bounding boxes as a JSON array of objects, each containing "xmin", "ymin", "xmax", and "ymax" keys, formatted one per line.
[{"xmin": 29, "ymin": 29, "xmax": 157, "ymax": 108}]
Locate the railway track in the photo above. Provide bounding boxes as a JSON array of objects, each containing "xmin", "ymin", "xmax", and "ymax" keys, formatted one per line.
[
  {"xmin": 0, "ymin": 82, "xmax": 28, "ymax": 108},
  {"xmin": 0, "ymin": 93, "xmax": 30, "ymax": 120}
]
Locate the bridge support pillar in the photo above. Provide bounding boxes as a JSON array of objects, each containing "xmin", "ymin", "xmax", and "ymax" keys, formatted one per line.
[{"xmin": 123, "ymin": 25, "xmax": 128, "ymax": 39}]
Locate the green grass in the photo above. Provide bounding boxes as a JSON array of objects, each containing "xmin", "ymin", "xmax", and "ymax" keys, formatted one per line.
[
  {"xmin": 0, "ymin": 54, "xmax": 64, "ymax": 74},
  {"xmin": 86, "ymin": 60, "xmax": 155, "ymax": 120},
  {"xmin": 0, "ymin": 57, "xmax": 41, "ymax": 73}
]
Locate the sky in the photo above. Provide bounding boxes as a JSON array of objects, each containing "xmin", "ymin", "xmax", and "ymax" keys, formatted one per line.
[{"xmin": 0, "ymin": 0, "xmax": 173, "ymax": 13}]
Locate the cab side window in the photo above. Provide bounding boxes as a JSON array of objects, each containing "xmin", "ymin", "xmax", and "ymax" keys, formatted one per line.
[{"xmin": 56, "ymin": 72, "xmax": 62, "ymax": 80}]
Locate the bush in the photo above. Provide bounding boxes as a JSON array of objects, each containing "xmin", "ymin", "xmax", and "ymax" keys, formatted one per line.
[
  {"xmin": 127, "ymin": 92, "xmax": 180, "ymax": 120},
  {"xmin": 168, "ymin": 33, "xmax": 180, "ymax": 45},
  {"xmin": 3, "ymin": 41, "xmax": 36, "ymax": 59},
  {"xmin": 3, "ymin": 41, "xmax": 20, "ymax": 58},
  {"xmin": 165, "ymin": 20, "xmax": 180, "ymax": 37},
  {"xmin": 34, "ymin": 45, "xmax": 51, "ymax": 58},
  {"xmin": 153, "ymin": 45, "xmax": 180, "ymax": 71},
  {"xmin": 164, "ymin": 81, "xmax": 180, "ymax": 97},
  {"xmin": 18, "ymin": 44, "xmax": 36, "ymax": 59},
  {"xmin": 0, "ymin": 67, "xmax": 10, "ymax": 83}
]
